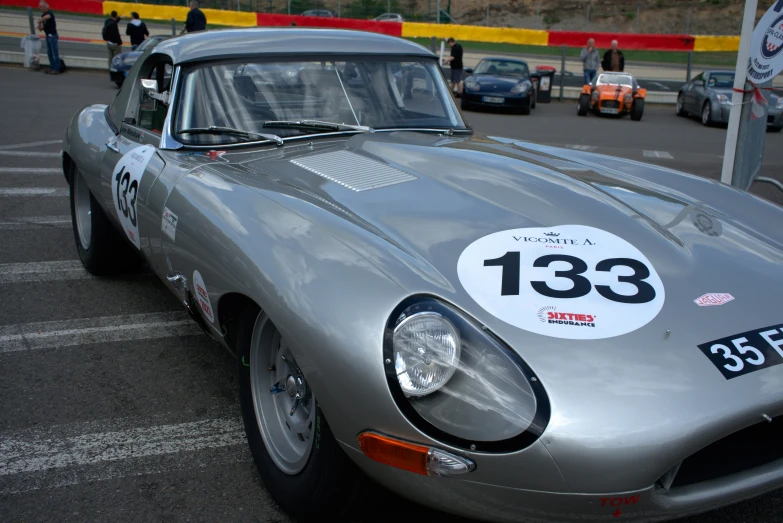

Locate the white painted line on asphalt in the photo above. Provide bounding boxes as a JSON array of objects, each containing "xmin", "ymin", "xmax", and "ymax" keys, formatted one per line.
[
  {"xmin": 0, "ymin": 311, "xmax": 204, "ymax": 353},
  {"xmin": 0, "ymin": 188, "xmax": 68, "ymax": 197},
  {"xmin": 0, "ymin": 260, "xmax": 91, "ymax": 284},
  {"xmin": 567, "ymin": 145, "xmax": 598, "ymax": 151},
  {"xmin": 0, "ymin": 151, "xmax": 60, "ymax": 158},
  {"xmin": 0, "ymin": 215, "xmax": 70, "ymax": 230},
  {"xmin": 0, "ymin": 167, "xmax": 61, "ymax": 174},
  {"xmin": 0, "ymin": 140, "xmax": 61, "ymax": 150},
  {"xmin": 0, "ymin": 417, "xmax": 245, "ymax": 477},
  {"xmin": 643, "ymin": 150, "xmax": 674, "ymax": 159},
  {"xmin": 650, "ymin": 82, "xmax": 671, "ymax": 91}
]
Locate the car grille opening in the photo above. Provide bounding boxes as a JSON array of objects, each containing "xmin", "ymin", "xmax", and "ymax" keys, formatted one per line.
[
  {"xmin": 768, "ymin": 115, "xmax": 775, "ymax": 123},
  {"xmin": 602, "ymin": 101, "xmax": 619, "ymax": 109},
  {"xmin": 670, "ymin": 415, "xmax": 783, "ymax": 489}
]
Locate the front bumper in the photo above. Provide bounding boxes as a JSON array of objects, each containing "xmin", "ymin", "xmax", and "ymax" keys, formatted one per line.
[
  {"xmin": 345, "ymin": 442, "xmax": 783, "ymax": 522},
  {"xmin": 767, "ymin": 109, "xmax": 783, "ymax": 128},
  {"xmin": 463, "ymin": 92, "xmax": 531, "ymax": 110}
]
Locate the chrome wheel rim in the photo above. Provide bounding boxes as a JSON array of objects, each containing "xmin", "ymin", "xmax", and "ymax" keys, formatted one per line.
[
  {"xmin": 73, "ymin": 170, "xmax": 92, "ymax": 251},
  {"xmin": 249, "ymin": 313, "xmax": 315, "ymax": 475},
  {"xmin": 702, "ymin": 103, "xmax": 710, "ymax": 125}
]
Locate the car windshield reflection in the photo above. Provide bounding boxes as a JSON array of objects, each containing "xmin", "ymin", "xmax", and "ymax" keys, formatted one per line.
[
  {"xmin": 596, "ymin": 74, "xmax": 634, "ymax": 87},
  {"xmin": 474, "ymin": 59, "xmax": 530, "ymax": 78},
  {"xmin": 175, "ymin": 59, "xmax": 466, "ymax": 145}
]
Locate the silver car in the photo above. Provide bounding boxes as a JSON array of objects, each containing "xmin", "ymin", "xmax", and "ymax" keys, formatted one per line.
[
  {"xmin": 62, "ymin": 28, "xmax": 783, "ymax": 523},
  {"xmin": 677, "ymin": 69, "xmax": 783, "ymax": 131}
]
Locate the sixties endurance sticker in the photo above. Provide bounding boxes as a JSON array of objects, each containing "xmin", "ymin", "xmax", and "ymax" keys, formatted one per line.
[
  {"xmin": 111, "ymin": 145, "xmax": 156, "ymax": 250},
  {"xmin": 698, "ymin": 324, "xmax": 783, "ymax": 380},
  {"xmin": 457, "ymin": 225, "xmax": 665, "ymax": 340},
  {"xmin": 193, "ymin": 270, "xmax": 215, "ymax": 324}
]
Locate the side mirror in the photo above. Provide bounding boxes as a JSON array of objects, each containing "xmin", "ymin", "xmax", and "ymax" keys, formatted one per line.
[
  {"xmin": 464, "ymin": 68, "xmax": 474, "ymax": 74},
  {"xmin": 139, "ymin": 78, "xmax": 170, "ymax": 110}
]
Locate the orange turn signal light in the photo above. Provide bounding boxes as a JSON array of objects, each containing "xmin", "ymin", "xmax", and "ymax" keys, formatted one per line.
[{"xmin": 358, "ymin": 432, "xmax": 429, "ymax": 475}]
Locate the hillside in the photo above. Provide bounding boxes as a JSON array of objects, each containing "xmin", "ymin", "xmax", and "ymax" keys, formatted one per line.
[{"xmin": 284, "ymin": 0, "xmax": 773, "ymax": 35}]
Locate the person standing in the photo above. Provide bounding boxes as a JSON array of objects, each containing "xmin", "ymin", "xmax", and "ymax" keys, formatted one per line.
[
  {"xmin": 602, "ymin": 40, "xmax": 625, "ymax": 72},
  {"xmin": 444, "ymin": 37, "xmax": 464, "ymax": 97},
  {"xmin": 579, "ymin": 38, "xmax": 600, "ymax": 85},
  {"xmin": 102, "ymin": 10, "xmax": 123, "ymax": 70},
  {"xmin": 37, "ymin": 1, "xmax": 60, "ymax": 75},
  {"xmin": 185, "ymin": 1, "xmax": 207, "ymax": 33},
  {"xmin": 126, "ymin": 12, "xmax": 149, "ymax": 51}
]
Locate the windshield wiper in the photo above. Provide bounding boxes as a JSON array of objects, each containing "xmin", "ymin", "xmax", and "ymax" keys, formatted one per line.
[
  {"xmin": 262, "ymin": 120, "xmax": 374, "ymax": 133},
  {"xmin": 178, "ymin": 126, "xmax": 284, "ymax": 146}
]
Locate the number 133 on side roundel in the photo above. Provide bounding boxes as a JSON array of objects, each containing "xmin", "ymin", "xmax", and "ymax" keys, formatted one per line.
[
  {"xmin": 112, "ymin": 145, "xmax": 156, "ymax": 250},
  {"xmin": 457, "ymin": 225, "xmax": 665, "ymax": 340}
]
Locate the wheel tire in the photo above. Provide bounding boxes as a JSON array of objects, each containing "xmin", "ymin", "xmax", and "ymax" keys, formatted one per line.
[
  {"xmin": 460, "ymin": 98, "xmax": 472, "ymax": 111},
  {"xmin": 767, "ymin": 125, "xmax": 783, "ymax": 133},
  {"xmin": 115, "ymin": 80, "xmax": 124, "ymax": 88},
  {"xmin": 701, "ymin": 101, "xmax": 713, "ymax": 126},
  {"xmin": 520, "ymin": 96, "xmax": 531, "ymax": 115},
  {"xmin": 577, "ymin": 94, "xmax": 590, "ymax": 116},
  {"xmin": 631, "ymin": 99, "xmax": 645, "ymax": 121},
  {"xmin": 676, "ymin": 92, "xmax": 687, "ymax": 116},
  {"xmin": 69, "ymin": 165, "xmax": 141, "ymax": 275},
  {"xmin": 236, "ymin": 307, "xmax": 362, "ymax": 521},
  {"xmin": 531, "ymin": 88, "xmax": 537, "ymax": 109}
]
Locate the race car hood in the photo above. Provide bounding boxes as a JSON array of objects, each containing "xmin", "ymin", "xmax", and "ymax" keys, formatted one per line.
[
  {"xmin": 469, "ymin": 75, "xmax": 527, "ymax": 93},
  {"xmin": 596, "ymin": 84, "xmax": 632, "ymax": 98},
  {"xmin": 213, "ymin": 132, "xmax": 783, "ymax": 488}
]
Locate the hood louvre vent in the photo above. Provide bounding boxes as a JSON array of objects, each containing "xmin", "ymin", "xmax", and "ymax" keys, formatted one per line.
[{"xmin": 290, "ymin": 150, "xmax": 417, "ymax": 192}]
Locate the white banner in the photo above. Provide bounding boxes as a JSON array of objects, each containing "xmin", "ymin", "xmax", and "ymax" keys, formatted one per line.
[{"xmin": 748, "ymin": 0, "xmax": 783, "ymax": 82}]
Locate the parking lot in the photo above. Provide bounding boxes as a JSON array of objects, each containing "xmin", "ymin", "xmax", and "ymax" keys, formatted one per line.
[{"xmin": 1, "ymin": 65, "xmax": 782, "ymax": 523}]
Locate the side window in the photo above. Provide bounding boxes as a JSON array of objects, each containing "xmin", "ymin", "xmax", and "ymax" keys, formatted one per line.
[
  {"xmin": 125, "ymin": 55, "xmax": 173, "ymax": 136},
  {"xmin": 138, "ymin": 63, "xmax": 173, "ymax": 134}
]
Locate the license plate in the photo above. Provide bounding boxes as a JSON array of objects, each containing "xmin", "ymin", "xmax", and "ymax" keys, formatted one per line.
[
  {"xmin": 600, "ymin": 107, "xmax": 619, "ymax": 114},
  {"xmin": 698, "ymin": 323, "xmax": 783, "ymax": 379},
  {"xmin": 482, "ymin": 96, "xmax": 504, "ymax": 104}
]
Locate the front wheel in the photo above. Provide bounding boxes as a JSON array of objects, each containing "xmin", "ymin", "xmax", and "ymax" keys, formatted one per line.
[
  {"xmin": 767, "ymin": 125, "xmax": 783, "ymax": 133},
  {"xmin": 237, "ymin": 307, "xmax": 362, "ymax": 521},
  {"xmin": 577, "ymin": 94, "xmax": 590, "ymax": 116},
  {"xmin": 631, "ymin": 99, "xmax": 645, "ymax": 121},
  {"xmin": 519, "ymin": 96, "xmax": 532, "ymax": 115},
  {"xmin": 676, "ymin": 93, "xmax": 687, "ymax": 116},
  {"xmin": 702, "ymin": 101, "xmax": 713, "ymax": 126},
  {"xmin": 69, "ymin": 165, "xmax": 140, "ymax": 275}
]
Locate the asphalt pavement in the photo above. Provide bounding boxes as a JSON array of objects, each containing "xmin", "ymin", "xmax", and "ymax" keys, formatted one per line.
[{"xmin": 1, "ymin": 65, "xmax": 782, "ymax": 523}]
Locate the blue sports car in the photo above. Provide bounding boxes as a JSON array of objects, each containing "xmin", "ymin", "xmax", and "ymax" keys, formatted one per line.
[
  {"xmin": 461, "ymin": 57, "xmax": 536, "ymax": 114},
  {"xmin": 109, "ymin": 35, "xmax": 170, "ymax": 87}
]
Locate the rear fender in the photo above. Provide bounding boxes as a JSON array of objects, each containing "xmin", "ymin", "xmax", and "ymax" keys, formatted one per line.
[
  {"xmin": 581, "ymin": 84, "xmax": 592, "ymax": 96},
  {"xmin": 635, "ymin": 88, "xmax": 647, "ymax": 99}
]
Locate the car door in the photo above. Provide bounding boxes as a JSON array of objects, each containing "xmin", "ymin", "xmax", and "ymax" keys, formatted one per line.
[
  {"xmin": 101, "ymin": 54, "xmax": 173, "ymax": 263},
  {"xmin": 691, "ymin": 73, "xmax": 709, "ymax": 112},
  {"xmin": 683, "ymin": 72, "xmax": 700, "ymax": 112}
]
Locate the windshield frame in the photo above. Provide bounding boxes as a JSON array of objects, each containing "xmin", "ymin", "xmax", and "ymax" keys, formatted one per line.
[
  {"xmin": 595, "ymin": 73, "xmax": 635, "ymax": 87},
  {"xmin": 167, "ymin": 54, "xmax": 469, "ymax": 149}
]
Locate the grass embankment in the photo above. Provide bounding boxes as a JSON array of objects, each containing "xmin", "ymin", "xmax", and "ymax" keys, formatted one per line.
[{"xmin": 405, "ymin": 37, "xmax": 738, "ymax": 68}]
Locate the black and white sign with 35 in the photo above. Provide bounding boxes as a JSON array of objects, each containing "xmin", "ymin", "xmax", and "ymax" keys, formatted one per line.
[
  {"xmin": 699, "ymin": 324, "xmax": 783, "ymax": 380},
  {"xmin": 111, "ymin": 145, "xmax": 156, "ymax": 250}
]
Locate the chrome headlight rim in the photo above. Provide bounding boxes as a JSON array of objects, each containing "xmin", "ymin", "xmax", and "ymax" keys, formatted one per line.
[{"xmin": 383, "ymin": 295, "xmax": 551, "ymax": 453}]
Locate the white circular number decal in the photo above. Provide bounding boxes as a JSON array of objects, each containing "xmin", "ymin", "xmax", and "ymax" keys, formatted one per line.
[{"xmin": 457, "ymin": 225, "xmax": 665, "ymax": 340}]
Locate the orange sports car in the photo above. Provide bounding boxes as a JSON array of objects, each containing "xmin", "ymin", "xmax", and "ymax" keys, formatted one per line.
[{"xmin": 577, "ymin": 73, "xmax": 647, "ymax": 121}]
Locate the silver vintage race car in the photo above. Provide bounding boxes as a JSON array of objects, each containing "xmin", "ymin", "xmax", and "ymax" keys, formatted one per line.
[{"xmin": 61, "ymin": 28, "xmax": 783, "ymax": 522}]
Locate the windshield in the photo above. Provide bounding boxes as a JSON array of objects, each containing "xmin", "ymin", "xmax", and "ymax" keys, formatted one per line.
[
  {"xmin": 175, "ymin": 59, "xmax": 465, "ymax": 145},
  {"xmin": 137, "ymin": 36, "xmax": 163, "ymax": 53},
  {"xmin": 596, "ymin": 74, "xmax": 634, "ymax": 87},
  {"xmin": 474, "ymin": 59, "xmax": 530, "ymax": 78},
  {"xmin": 707, "ymin": 72, "xmax": 734, "ymax": 88}
]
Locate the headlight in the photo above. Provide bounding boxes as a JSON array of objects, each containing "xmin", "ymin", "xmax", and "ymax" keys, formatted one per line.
[
  {"xmin": 385, "ymin": 297, "xmax": 550, "ymax": 452},
  {"xmin": 394, "ymin": 312, "xmax": 460, "ymax": 396},
  {"xmin": 510, "ymin": 80, "xmax": 532, "ymax": 94},
  {"xmin": 464, "ymin": 77, "xmax": 479, "ymax": 91},
  {"xmin": 624, "ymin": 93, "xmax": 632, "ymax": 103},
  {"xmin": 716, "ymin": 94, "xmax": 731, "ymax": 104},
  {"xmin": 776, "ymin": 97, "xmax": 783, "ymax": 109}
]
